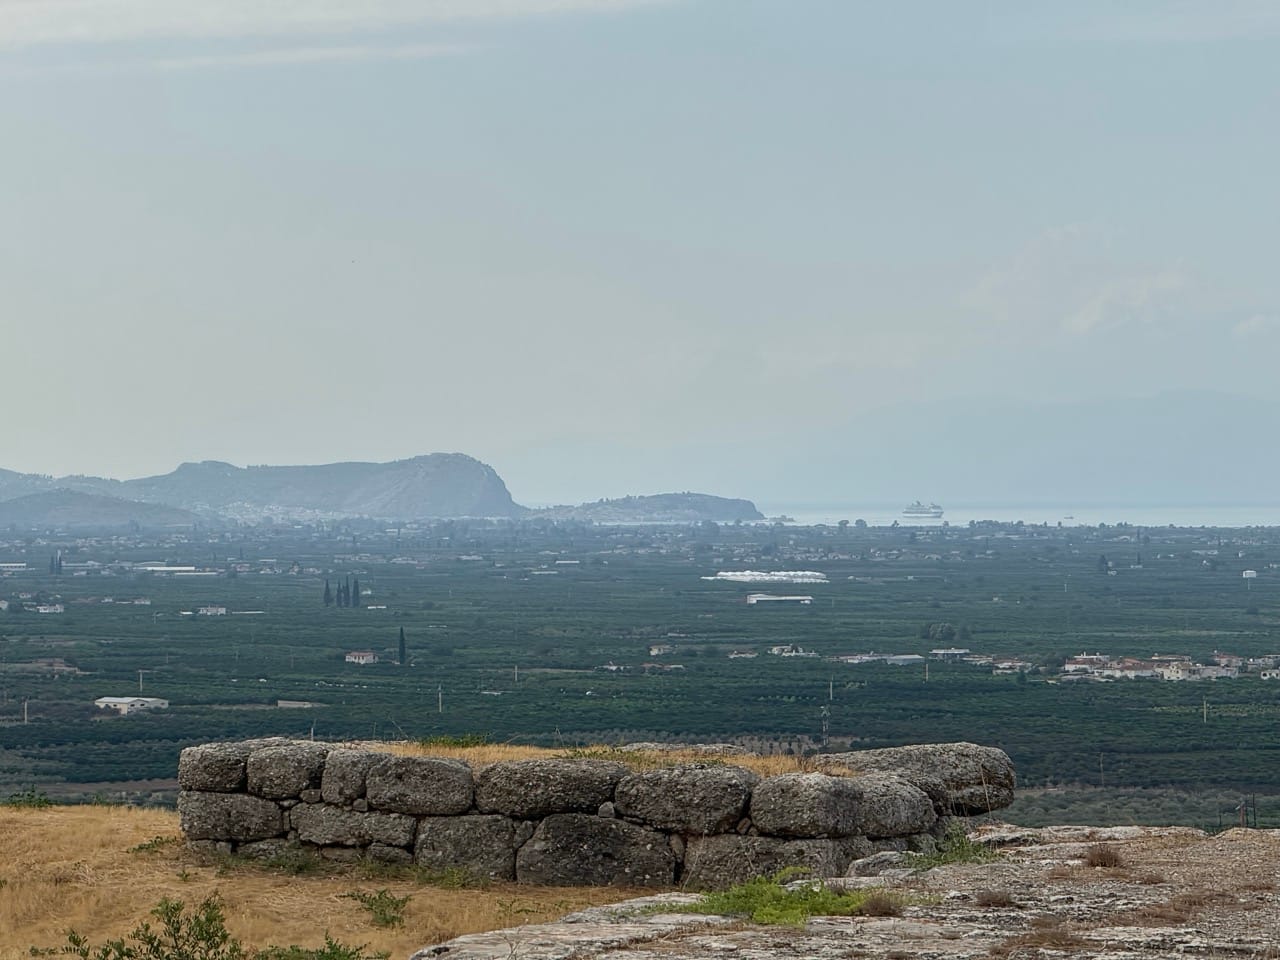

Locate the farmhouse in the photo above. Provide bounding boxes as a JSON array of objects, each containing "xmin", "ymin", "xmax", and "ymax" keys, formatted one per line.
[
  {"xmin": 94, "ymin": 696, "xmax": 169, "ymax": 716},
  {"xmin": 344, "ymin": 651, "xmax": 378, "ymax": 665},
  {"xmin": 746, "ymin": 593, "xmax": 813, "ymax": 605}
]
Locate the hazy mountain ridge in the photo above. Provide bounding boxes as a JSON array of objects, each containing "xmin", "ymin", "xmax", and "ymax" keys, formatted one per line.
[
  {"xmin": 0, "ymin": 457, "xmax": 761, "ymax": 527},
  {"xmin": 0, "ymin": 490, "xmax": 203, "ymax": 530},
  {"xmin": 0, "ymin": 454, "xmax": 521, "ymax": 524}
]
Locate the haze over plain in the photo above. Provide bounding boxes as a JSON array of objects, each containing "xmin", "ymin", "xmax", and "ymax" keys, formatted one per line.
[{"xmin": 5, "ymin": 1, "xmax": 1277, "ymax": 506}]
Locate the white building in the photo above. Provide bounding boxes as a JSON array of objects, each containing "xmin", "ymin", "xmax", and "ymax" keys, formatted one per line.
[
  {"xmin": 197, "ymin": 606, "xmax": 228, "ymax": 616},
  {"xmin": 746, "ymin": 594, "xmax": 814, "ymax": 605},
  {"xmin": 345, "ymin": 651, "xmax": 378, "ymax": 665},
  {"xmin": 94, "ymin": 696, "xmax": 169, "ymax": 715}
]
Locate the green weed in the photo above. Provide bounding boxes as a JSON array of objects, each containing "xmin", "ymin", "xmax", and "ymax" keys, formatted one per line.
[
  {"xmin": 906, "ymin": 824, "xmax": 999, "ymax": 869},
  {"xmin": 679, "ymin": 870, "xmax": 907, "ymax": 926},
  {"xmin": 340, "ymin": 889, "xmax": 410, "ymax": 928},
  {"xmin": 129, "ymin": 836, "xmax": 180, "ymax": 854}
]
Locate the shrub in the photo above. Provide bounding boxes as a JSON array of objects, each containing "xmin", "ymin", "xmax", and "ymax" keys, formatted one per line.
[
  {"xmin": 906, "ymin": 824, "xmax": 998, "ymax": 869},
  {"xmin": 340, "ymin": 889, "xmax": 410, "ymax": 928},
  {"xmin": 38, "ymin": 896, "xmax": 387, "ymax": 960},
  {"xmin": 5, "ymin": 785, "xmax": 52, "ymax": 808},
  {"xmin": 1083, "ymin": 844, "xmax": 1125, "ymax": 869}
]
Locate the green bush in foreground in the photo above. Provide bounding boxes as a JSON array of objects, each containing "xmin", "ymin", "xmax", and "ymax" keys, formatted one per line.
[
  {"xmin": 906, "ymin": 824, "xmax": 999, "ymax": 869},
  {"xmin": 679, "ymin": 870, "xmax": 905, "ymax": 926},
  {"xmin": 31, "ymin": 895, "xmax": 388, "ymax": 960}
]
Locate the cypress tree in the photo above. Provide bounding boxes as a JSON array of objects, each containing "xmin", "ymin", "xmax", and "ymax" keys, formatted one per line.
[
  {"xmin": 398, "ymin": 627, "xmax": 406, "ymax": 666},
  {"xmin": 323, "ymin": 580, "xmax": 332, "ymax": 607},
  {"xmin": 352, "ymin": 578, "xmax": 361, "ymax": 608}
]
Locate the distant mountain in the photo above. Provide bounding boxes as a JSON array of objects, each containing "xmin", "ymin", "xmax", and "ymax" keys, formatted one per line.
[
  {"xmin": 0, "ymin": 490, "xmax": 202, "ymax": 531},
  {"xmin": 0, "ymin": 457, "xmax": 760, "ymax": 525},
  {"xmin": 0, "ymin": 454, "xmax": 522, "ymax": 522},
  {"xmin": 536, "ymin": 493, "xmax": 764, "ymax": 523},
  {"xmin": 115, "ymin": 454, "xmax": 522, "ymax": 520}
]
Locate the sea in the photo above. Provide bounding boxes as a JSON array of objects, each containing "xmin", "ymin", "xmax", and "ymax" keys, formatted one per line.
[{"xmin": 757, "ymin": 503, "xmax": 1280, "ymax": 529}]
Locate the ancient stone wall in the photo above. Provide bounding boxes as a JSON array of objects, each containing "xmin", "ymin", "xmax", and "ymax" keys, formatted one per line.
[{"xmin": 177, "ymin": 739, "xmax": 1014, "ymax": 889}]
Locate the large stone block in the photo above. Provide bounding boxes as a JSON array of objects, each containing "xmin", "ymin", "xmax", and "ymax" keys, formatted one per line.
[
  {"xmin": 474, "ymin": 759, "xmax": 627, "ymax": 818},
  {"xmin": 321, "ymin": 749, "xmax": 383, "ymax": 805},
  {"xmin": 178, "ymin": 738, "xmax": 290, "ymax": 793},
  {"xmin": 614, "ymin": 764, "xmax": 758, "ymax": 835},
  {"xmin": 415, "ymin": 815, "xmax": 518, "ymax": 881},
  {"xmin": 682, "ymin": 834, "xmax": 859, "ymax": 889},
  {"xmin": 847, "ymin": 774, "xmax": 937, "ymax": 838},
  {"xmin": 290, "ymin": 803, "xmax": 417, "ymax": 848},
  {"xmin": 748, "ymin": 773, "xmax": 860, "ymax": 838},
  {"xmin": 178, "ymin": 791, "xmax": 284, "ymax": 842},
  {"xmin": 822, "ymin": 742, "xmax": 1016, "ymax": 816},
  {"xmin": 516, "ymin": 814, "xmax": 674, "ymax": 887},
  {"xmin": 366, "ymin": 756, "xmax": 474, "ymax": 815},
  {"xmin": 246, "ymin": 742, "xmax": 331, "ymax": 800}
]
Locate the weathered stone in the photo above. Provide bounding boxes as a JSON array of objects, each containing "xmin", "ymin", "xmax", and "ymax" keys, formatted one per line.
[
  {"xmin": 237, "ymin": 838, "xmax": 293, "ymax": 860},
  {"xmin": 246, "ymin": 742, "xmax": 330, "ymax": 800},
  {"xmin": 352, "ymin": 799, "xmax": 369, "ymax": 812},
  {"xmin": 614, "ymin": 765, "xmax": 758, "ymax": 835},
  {"xmin": 749, "ymin": 774, "xmax": 860, "ymax": 838},
  {"xmin": 178, "ymin": 791, "xmax": 284, "ymax": 842},
  {"xmin": 291, "ymin": 803, "xmax": 417, "ymax": 847},
  {"xmin": 185, "ymin": 839, "xmax": 233, "ymax": 857},
  {"xmin": 178, "ymin": 740, "xmax": 291, "ymax": 793},
  {"xmin": 319, "ymin": 846, "xmax": 362, "ymax": 862},
  {"xmin": 669, "ymin": 834, "xmax": 685, "ymax": 862},
  {"xmin": 822, "ymin": 742, "xmax": 1016, "ymax": 816},
  {"xmin": 598, "ymin": 801, "xmax": 617, "ymax": 819},
  {"xmin": 848, "ymin": 850, "xmax": 908, "ymax": 877},
  {"xmin": 321, "ymin": 749, "xmax": 382, "ymax": 805},
  {"xmin": 369, "ymin": 843, "xmax": 413, "ymax": 865},
  {"xmin": 847, "ymin": 774, "xmax": 937, "ymax": 838},
  {"xmin": 415, "ymin": 815, "xmax": 517, "ymax": 881},
  {"xmin": 475, "ymin": 759, "xmax": 626, "ymax": 818},
  {"xmin": 366, "ymin": 756, "xmax": 473, "ymax": 815},
  {"xmin": 682, "ymin": 834, "xmax": 858, "ymax": 889},
  {"xmin": 514, "ymin": 820, "xmax": 536, "ymax": 847},
  {"xmin": 299, "ymin": 789, "xmax": 322, "ymax": 804},
  {"xmin": 516, "ymin": 814, "xmax": 675, "ymax": 887}
]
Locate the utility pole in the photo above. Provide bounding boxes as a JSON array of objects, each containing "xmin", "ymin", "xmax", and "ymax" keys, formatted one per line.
[
  {"xmin": 23, "ymin": 698, "xmax": 28, "ymax": 724},
  {"xmin": 438, "ymin": 684, "xmax": 443, "ymax": 714}
]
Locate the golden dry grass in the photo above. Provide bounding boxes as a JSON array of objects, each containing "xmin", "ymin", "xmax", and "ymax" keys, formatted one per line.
[{"xmin": 0, "ymin": 806, "xmax": 640, "ymax": 960}]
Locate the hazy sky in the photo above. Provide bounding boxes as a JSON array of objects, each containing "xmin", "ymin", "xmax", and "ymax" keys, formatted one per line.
[{"xmin": 5, "ymin": 1, "xmax": 1279, "ymax": 504}]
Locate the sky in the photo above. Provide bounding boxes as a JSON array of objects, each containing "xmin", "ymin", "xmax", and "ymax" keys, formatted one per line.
[{"xmin": 4, "ymin": 1, "xmax": 1279, "ymax": 506}]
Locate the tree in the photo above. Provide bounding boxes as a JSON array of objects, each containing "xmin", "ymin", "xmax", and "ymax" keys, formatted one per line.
[
  {"xmin": 398, "ymin": 627, "xmax": 406, "ymax": 666},
  {"xmin": 352, "ymin": 578, "xmax": 361, "ymax": 609},
  {"xmin": 323, "ymin": 580, "xmax": 332, "ymax": 607}
]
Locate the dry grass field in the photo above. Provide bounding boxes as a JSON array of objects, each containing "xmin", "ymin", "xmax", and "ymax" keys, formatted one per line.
[
  {"xmin": 0, "ymin": 744, "xmax": 853, "ymax": 957},
  {"xmin": 0, "ymin": 805, "xmax": 640, "ymax": 959}
]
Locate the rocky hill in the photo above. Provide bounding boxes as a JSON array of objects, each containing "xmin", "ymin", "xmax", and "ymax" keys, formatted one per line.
[
  {"xmin": 0, "ymin": 490, "xmax": 203, "ymax": 531},
  {"xmin": 536, "ymin": 493, "xmax": 764, "ymax": 523},
  {"xmin": 0, "ymin": 454, "xmax": 523, "ymax": 523}
]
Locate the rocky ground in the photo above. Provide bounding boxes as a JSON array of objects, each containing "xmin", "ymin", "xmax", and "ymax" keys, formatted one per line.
[{"xmin": 411, "ymin": 823, "xmax": 1280, "ymax": 960}]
